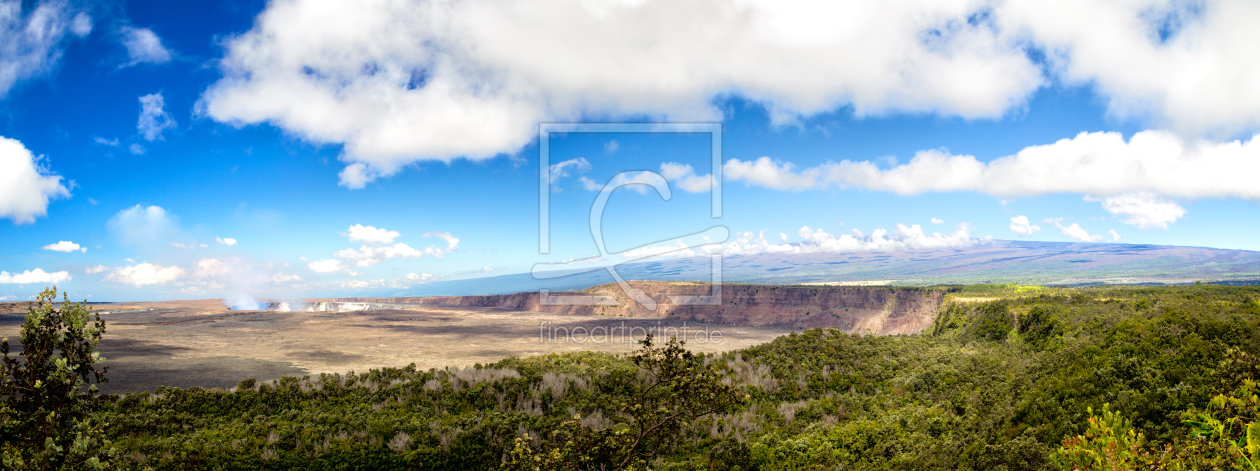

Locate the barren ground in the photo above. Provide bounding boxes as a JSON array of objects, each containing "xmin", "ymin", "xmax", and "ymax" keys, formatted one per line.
[{"xmin": 0, "ymin": 300, "xmax": 793, "ymax": 393}]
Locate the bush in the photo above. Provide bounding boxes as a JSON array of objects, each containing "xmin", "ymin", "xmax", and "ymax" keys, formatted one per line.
[{"xmin": 1, "ymin": 287, "xmax": 114, "ymax": 470}]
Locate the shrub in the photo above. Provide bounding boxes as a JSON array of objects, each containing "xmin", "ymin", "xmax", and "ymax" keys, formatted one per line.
[{"xmin": 1, "ymin": 287, "xmax": 114, "ymax": 470}]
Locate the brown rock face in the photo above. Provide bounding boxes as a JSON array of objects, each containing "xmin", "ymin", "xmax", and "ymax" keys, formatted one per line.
[{"xmin": 334, "ymin": 282, "xmax": 945, "ymax": 335}]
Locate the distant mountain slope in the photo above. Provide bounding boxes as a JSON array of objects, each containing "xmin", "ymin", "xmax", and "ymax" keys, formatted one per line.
[{"xmin": 393, "ymin": 240, "xmax": 1260, "ymax": 296}]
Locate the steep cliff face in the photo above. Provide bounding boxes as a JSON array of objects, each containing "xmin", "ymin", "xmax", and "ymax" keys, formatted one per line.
[{"xmin": 336, "ymin": 282, "xmax": 945, "ymax": 335}]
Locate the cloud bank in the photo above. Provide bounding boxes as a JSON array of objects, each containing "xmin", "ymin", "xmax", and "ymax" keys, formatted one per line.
[
  {"xmin": 725, "ymin": 130, "xmax": 1260, "ymax": 228},
  {"xmin": 0, "ymin": 268, "xmax": 71, "ymax": 284},
  {"xmin": 201, "ymin": 0, "xmax": 1260, "ymax": 187},
  {"xmin": 617, "ymin": 223, "xmax": 983, "ymax": 262}
]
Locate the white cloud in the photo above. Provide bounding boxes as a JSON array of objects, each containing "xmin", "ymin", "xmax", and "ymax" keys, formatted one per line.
[
  {"xmin": 581, "ymin": 171, "xmax": 662, "ymax": 194},
  {"xmin": 104, "ymin": 263, "xmax": 185, "ymax": 286},
  {"xmin": 200, "ymin": 0, "xmax": 1046, "ymax": 188},
  {"xmin": 70, "ymin": 12, "xmax": 91, "ymax": 36},
  {"xmin": 997, "ymin": 0, "xmax": 1260, "ymax": 136},
  {"xmin": 120, "ymin": 27, "xmax": 172, "ymax": 65},
  {"xmin": 548, "ymin": 157, "xmax": 591, "ymax": 186},
  {"xmin": 42, "ymin": 240, "xmax": 85, "ymax": 253},
  {"xmin": 930, "ymin": 218, "xmax": 944, "ymax": 224},
  {"xmin": 333, "ymin": 229, "xmax": 458, "ymax": 267},
  {"xmin": 336, "ymin": 279, "xmax": 385, "ymax": 289},
  {"xmin": 1109, "ymin": 229, "xmax": 1121, "ymax": 242},
  {"xmin": 129, "ymin": 143, "xmax": 145, "ymax": 155},
  {"xmin": 728, "ymin": 130, "xmax": 1260, "ymax": 200},
  {"xmin": 306, "ymin": 259, "xmax": 361, "ymax": 276},
  {"xmin": 335, "ymin": 243, "xmax": 425, "ymax": 267},
  {"xmin": 194, "ymin": 258, "xmax": 235, "ymax": 278},
  {"xmin": 137, "ymin": 93, "xmax": 176, "ymax": 141},
  {"xmin": 423, "ymin": 231, "xmax": 460, "ymax": 256},
  {"xmin": 84, "ymin": 265, "xmax": 107, "ymax": 274},
  {"xmin": 604, "ymin": 140, "xmax": 619, "ymax": 153},
  {"xmin": 216, "ymin": 237, "xmax": 237, "ymax": 246},
  {"xmin": 107, "ymin": 205, "xmax": 177, "ymax": 247},
  {"xmin": 0, "ymin": 136, "xmax": 70, "ymax": 224},
  {"xmin": 406, "ymin": 272, "xmax": 443, "ymax": 283},
  {"xmin": 0, "ymin": 268, "xmax": 71, "ymax": 284},
  {"xmin": 1009, "ymin": 215, "xmax": 1040, "ymax": 237},
  {"xmin": 1045, "ymin": 218, "xmax": 1103, "ymax": 242},
  {"xmin": 617, "ymin": 223, "xmax": 982, "ymax": 262},
  {"xmin": 93, "ymin": 137, "xmax": 120, "ymax": 147},
  {"xmin": 726, "ymin": 130, "xmax": 1260, "ymax": 220},
  {"xmin": 0, "ymin": 1, "xmax": 88, "ymax": 98},
  {"xmin": 658, "ymin": 162, "xmax": 714, "ymax": 193},
  {"xmin": 779, "ymin": 232, "xmax": 788, "ymax": 242},
  {"xmin": 272, "ymin": 272, "xmax": 302, "ymax": 283},
  {"xmin": 345, "ymin": 224, "xmax": 399, "ymax": 244},
  {"xmin": 1098, "ymin": 192, "xmax": 1187, "ymax": 230}
]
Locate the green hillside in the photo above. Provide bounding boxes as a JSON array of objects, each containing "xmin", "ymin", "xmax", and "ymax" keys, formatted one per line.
[{"xmin": 6, "ymin": 285, "xmax": 1260, "ymax": 470}]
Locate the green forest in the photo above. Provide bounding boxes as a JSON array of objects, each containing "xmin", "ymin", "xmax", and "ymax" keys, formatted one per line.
[{"xmin": 4, "ymin": 284, "xmax": 1260, "ymax": 470}]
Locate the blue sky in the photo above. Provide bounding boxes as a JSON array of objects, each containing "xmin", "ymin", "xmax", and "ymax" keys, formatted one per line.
[{"xmin": 2, "ymin": 0, "xmax": 1260, "ymax": 301}]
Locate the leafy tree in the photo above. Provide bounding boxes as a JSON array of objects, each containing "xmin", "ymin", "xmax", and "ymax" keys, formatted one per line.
[
  {"xmin": 508, "ymin": 335, "xmax": 747, "ymax": 470},
  {"xmin": 1, "ymin": 287, "xmax": 113, "ymax": 470}
]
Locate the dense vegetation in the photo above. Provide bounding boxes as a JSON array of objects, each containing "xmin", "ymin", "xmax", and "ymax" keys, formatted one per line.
[{"xmin": 5, "ymin": 284, "xmax": 1260, "ymax": 469}]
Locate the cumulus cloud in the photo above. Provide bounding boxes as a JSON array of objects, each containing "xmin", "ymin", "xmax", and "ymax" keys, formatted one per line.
[
  {"xmin": 617, "ymin": 223, "xmax": 982, "ymax": 262},
  {"xmin": 726, "ymin": 131, "xmax": 1260, "ymax": 225},
  {"xmin": 423, "ymin": 231, "xmax": 460, "ymax": 255},
  {"xmin": 137, "ymin": 93, "xmax": 176, "ymax": 141},
  {"xmin": 107, "ymin": 205, "xmax": 177, "ymax": 247},
  {"xmin": 120, "ymin": 26, "xmax": 172, "ymax": 66},
  {"xmin": 728, "ymin": 130, "xmax": 1260, "ymax": 199},
  {"xmin": 1009, "ymin": 216, "xmax": 1040, "ymax": 237},
  {"xmin": 194, "ymin": 258, "xmax": 235, "ymax": 278},
  {"xmin": 996, "ymin": 0, "xmax": 1260, "ymax": 136},
  {"xmin": 104, "ymin": 263, "xmax": 185, "ymax": 286},
  {"xmin": 723, "ymin": 157, "xmax": 825, "ymax": 191},
  {"xmin": 84, "ymin": 265, "xmax": 107, "ymax": 274},
  {"xmin": 548, "ymin": 157, "xmax": 591, "ymax": 186},
  {"xmin": 0, "ymin": 268, "xmax": 71, "ymax": 284},
  {"xmin": 1109, "ymin": 229, "xmax": 1122, "ymax": 242},
  {"xmin": 1097, "ymin": 192, "xmax": 1187, "ymax": 230},
  {"xmin": 931, "ymin": 218, "xmax": 944, "ymax": 224},
  {"xmin": 306, "ymin": 259, "xmax": 361, "ymax": 276},
  {"xmin": 345, "ymin": 224, "xmax": 399, "ymax": 244},
  {"xmin": 332, "ymin": 228, "xmax": 459, "ymax": 267},
  {"xmin": 42, "ymin": 240, "xmax": 85, "ymax": 252},
  {"xmin": 201, "ymin": 0, "xmax": 1047, "ymax": 188},
  {"xmin": 0, "ymin": 136, "xmax": 70, "ymax": 224},
  {"xmin": 658, "ymin": 162, "xmax": 714, "ymax": 193},
  {"xmin": 194, "ymin": 0, "xmax": 1260, "ymax": 189},
  {"xmin": 272, "ymin": 272, "xmax": 302, "ymax": 283},
  {"xmin": 406, "ymin": 272, "xmax": 440, "ymax": 282},
  {"xmin": 335, "ymin": 243, "xmax": 425, "ymax": 267},
  {"xmin": 215, "ymin": 237, "xmax": 237, "ymax": 246},
  {"xmin": 581, "ymin": 171, "xmax": 663, "ymax": 194},
  {"xmin": 0, "ymin": 1, "xmax": 89, "ymax": 98},
  {"xmin": 1045, "ymin": 218, "xmax": 1103, "ymax": 242}
]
